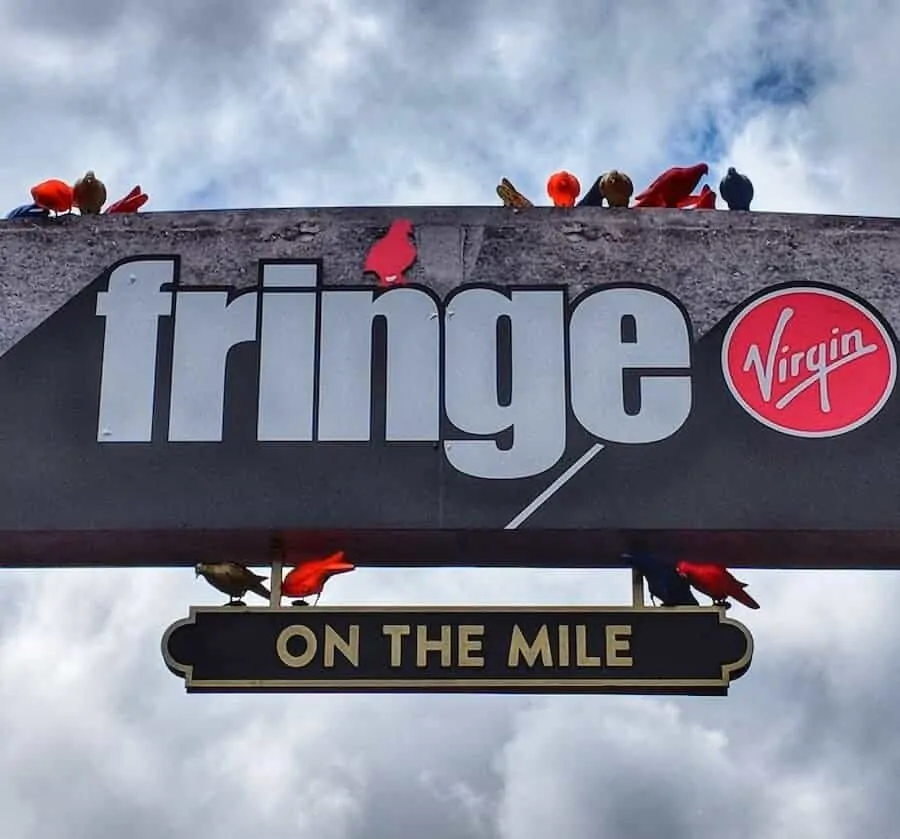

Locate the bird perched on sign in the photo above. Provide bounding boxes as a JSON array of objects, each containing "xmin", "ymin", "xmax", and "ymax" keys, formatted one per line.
[
  {"xmin": 363, "ymin": 218, "xmax": 417, "ymax": 286},
  {"xmin": 496, "ymin": 177, "xmax": 534, "ymax": 208},
  {"xmin": 73, "ymin": 170, "xmax": 107, "ymax": 214},
  {"xmin": 105, "ymin": 184, "xmax": 149, "ymax": 214},
  {"xmin": 600, "ymin": 170, "xmax": 634, "ymax": 207},
  {"xmin": 676, "ymin": 184, "xmax": 717, "ymax": 210},
  {"xmin": 547, "ymin": 170, "xmax": 581, "ymax": 207},
  {"xmin": 719, "ymin": 167, "xmax": 754, "ymax": 211},
  {"xmin": 30, "ymin": 179, "xmax": 75, "ymax": 215},
  {"xmin": 633, "ymin": 163, "xmax": 709, "ymax": 208},
  {"xmin": 675, "ymin": 561, "xmax": 760, "ymax": 610},
  {"xmin": 624, "ymin": 551, "xmax": 699, "ymax": 607},
  {"xmin": 577, "ymin": 176, "xmax": 605, "ymax": 207},
  {"xmin": 577, "ymin": 171, "xmax": 634, "ymax": 208},
  {"xmin": 282, "ymin": 551, "xmax": 356, "ymax": 606},
  {"xmin": 6, "ymin": 202, "xmax": 49, "ymax": 220},
  {"xmin": 195, "ymin": 562, "xmax": 271, "ymax": 606}
]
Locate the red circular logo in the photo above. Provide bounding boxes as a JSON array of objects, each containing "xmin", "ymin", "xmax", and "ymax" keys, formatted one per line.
[{"xmin": 721, "ymin": 287, "xmax": 896, "ymax": 437}]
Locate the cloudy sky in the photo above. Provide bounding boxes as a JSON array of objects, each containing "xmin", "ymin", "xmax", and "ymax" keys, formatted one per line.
[{"xmin": 2, "ymin": 0, "xmax": 900, "ymax": 837}]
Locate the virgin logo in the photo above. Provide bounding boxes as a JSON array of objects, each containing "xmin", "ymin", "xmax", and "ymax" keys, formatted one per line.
[{"xmin": 721, "ymin": 286, "xmax": 897, "ymax": 437}]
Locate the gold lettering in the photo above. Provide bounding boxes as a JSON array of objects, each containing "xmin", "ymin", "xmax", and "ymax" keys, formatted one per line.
[
  {"xmin": 575, "ymin": 625, "xmax": 602, "ymax": 667},
  {"xmin": 382, "ymin": 624, "xmax": 410, "ymax": 666},
  {"xmin": 276, "ymin": 625, "xmax": 317, "ymax": 668},
  {"xmin": 605, "ymin": 625, "xmax": 633, "ymax": 666},
  {"xmin": 458, "ymin": 625, "xmax": 485, "ymax": 667},
  {"xmin": 508, "ymin": 624, "xmax": 552, "ymax": 667},
  {"xmin": 557, "ymin": 624, "xmax": 571, "ymax": 667},
  {"xmin": 323, "ymin": 624, "xmax": 359, "ymax": 667},
  {"xmin": 416, "ymin": 624, "xmax": 452, "ymax": 667}
]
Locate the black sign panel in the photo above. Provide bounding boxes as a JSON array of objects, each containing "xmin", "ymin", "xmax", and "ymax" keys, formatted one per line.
[
  {"xmin": 1, "ymin": 217, "xmax": 900, "ymax": 568},
  {"xmin": 161, "ymin": 606, "xmax": 754, "ymax": 696}
]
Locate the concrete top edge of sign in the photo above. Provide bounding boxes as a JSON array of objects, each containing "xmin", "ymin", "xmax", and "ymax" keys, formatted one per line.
[
  {"xmin": 2, "ymin": 204, "xmax": 900, "ymax": 357},
  {"xmin": 3, "ymin": 204, "xmax": 898, "ymax": 232}
]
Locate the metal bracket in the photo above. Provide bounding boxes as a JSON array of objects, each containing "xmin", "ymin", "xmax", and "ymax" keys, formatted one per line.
[{"xmin": 631, "ymin": 567, "xmax": 644, "ymax": 608}]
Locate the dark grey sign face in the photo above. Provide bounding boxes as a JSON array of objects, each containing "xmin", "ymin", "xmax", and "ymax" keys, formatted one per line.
[
  {"xmin": 2, "ymin": 207, "xmax": 900, "ymax": 568},
  {"xmin": 161, "ymin": 606, "xmax": 753, "ymax": 696}
]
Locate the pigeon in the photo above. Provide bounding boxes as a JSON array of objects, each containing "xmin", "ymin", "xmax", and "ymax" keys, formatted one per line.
[
  {"xmin": 600, "ymin": 170, "xmax": 634, "ymax": 207},
  {"xmin": 195, "ymin": 562, "xmax": 271, "ymax": 606},
  {"xmin": 625, "ymin": 551, "xmax": 699, "ymax": 607},
  {"xmin": 73, "ymin": 170, "xmax": 107, "ymax": 214},
  {"xmin": 719, "ymin": 167, "xmax": 754, "ymax": 211}
]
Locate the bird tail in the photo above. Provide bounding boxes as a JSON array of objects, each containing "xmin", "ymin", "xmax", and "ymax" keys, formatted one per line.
[
  {"xmin": 731, "ymin": 587, "xmax": 760, "ymax": 609},
  {"xmin": 250, "ymin": 580, "xmax": 271, "ymax": 600}
]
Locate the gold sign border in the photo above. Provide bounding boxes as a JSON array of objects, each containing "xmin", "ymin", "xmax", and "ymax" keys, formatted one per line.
[{"xmin": 162, "ymin": 605, "xmax": 754, "ymax": 691}]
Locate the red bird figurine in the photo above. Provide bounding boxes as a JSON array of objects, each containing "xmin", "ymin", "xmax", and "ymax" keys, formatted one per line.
[
  {"xmin": 633, "ymin": 163, "xmax": 709, "ymax": 208},
  {"xmin": 105, "ymin": 185, "xmax": 149, "ymax": 214},
  {"xmin": 363, "ymin": 219, "xmax": 417, "ymax": 286},
  {"xmin": 675, "ymin": 561, "xmax": 760, "ymax": 610},
  {"xmin": 546, "ymin": 171, "xmax": 581, "ymax": 207},
  {"xmin": 676, "ymin": 184, "xmax": 717, "ymax": 210},
  {"xmin": 281, "ymin": 550, "xmax": 356, "ymax": 606},
  {"xmin": 30, "ymin": 179, "xmax": 74, "ymax": 214}
]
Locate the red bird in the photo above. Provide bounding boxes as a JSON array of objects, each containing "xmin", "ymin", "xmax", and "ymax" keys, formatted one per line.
[
  {"xmin": 363, "ymin": 219, "xmax": 417, "ymax": 286},
  {"xmin": 675, "ymin": 561, "xmax": 760, "ymax": 610},
  {"xmin": 546, "ymin": 170, "xmax": 581, "ymax": 207},
  {"xmin": 281, "ymin": 550, "xmax": 356, "ymax": 606},
  {"xmin": 105, "ymin": 185, "xmax": 149, "ymax": 214},
  {"xmin": 30, "ymin": 179, "xmax": 74, "ymax": 214},
  {"xmin": 633, "ymin": 163, "xmax": 709, "ymax": 208},
  {"xmin": 676, "ymin": 184, "xmax": 717, "ymax": 210}
]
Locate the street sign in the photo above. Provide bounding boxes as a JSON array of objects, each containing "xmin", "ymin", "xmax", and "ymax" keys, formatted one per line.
[
  {"xmin": 2, "ymin": 206, "xmax": 900, "ymax": 568},
  {"xmin": 161, "ymin": 605, "xmax": 754, "ymax": 696}
]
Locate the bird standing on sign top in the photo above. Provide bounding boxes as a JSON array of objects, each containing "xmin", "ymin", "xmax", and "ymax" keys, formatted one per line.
[
  {"xmin": 496, "ymin": 177, "xmax": 534, "ymax": 208},
  {"xmin": 30, "ymin": 179, "xmax": 75, "ymax": 215},
  {"xmin": 578, "ymin": 170, "xmax": 634, "ymax": 208},
  {"xmin": 578, "ymin": 176, "xmax": 605, "ymax": 207},
  {"xmin": 73, "ymin": 170, "xmax": 107, "ymax": 214},
  {"xmin": 719, "ymin": 167, "xmax": 754, "ymax": 211},
  {"xmin": 547, "ymin": 171, "xmax": 581, "ymax": 206},
  {"xmin": 625, "ymin": 551, "xmax": 699, "ymax": 607},
  {"xmin": 363, "ymin": 219, "xmax": 417, "ymax": 286},
  {"xmin": 676, "ymin": 184, "xmax": 717, "ymax": 210},
  {"xmin": 633, "ymin": 163, "xmax": 709, "ymax": 208},
  {"xmin": 6, "ymin": 203, "xmax": 49, "ymax": 219},
  {"xmin": 282, "ymin": 550, "xmax": 356, "ymax": 606},
  {"xmin": 675, "ymin": 561, "xmax": 760, "ymax": 610},
  {"xmin": 105, "ymin": 184, "xmax": 149, "ymax": 214},
  {"xmin": 195, "ymin": 562, "xmax": 271, "ymax": 606}
]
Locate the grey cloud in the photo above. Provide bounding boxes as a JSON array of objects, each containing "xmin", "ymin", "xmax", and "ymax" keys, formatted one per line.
[
  {"xmin": 494, "ymin": 697, "xmax": 778, "ymax": 839},
  {"xmin": 0, "ymin": 0, "xmax": 857, "ymax": 213},
  {"xmin": 3, "ymin": 569, "xmax": 900, "ymax": 838}
]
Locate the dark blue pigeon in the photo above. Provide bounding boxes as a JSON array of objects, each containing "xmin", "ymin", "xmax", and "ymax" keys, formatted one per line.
[
  {"xmin": 6, "ymin": 202, "xmax": 50, "ymax": 220},
  {"xmin": 718, "ymin": 167, "xmax": 754, "ymax": 211},
  {"xmin": 624, "ymin": 550, "xmax": 699, "ymax": 607},
  {"xmin": 577, "ymin": 176, "xmax": 605, "ymax": 207}
]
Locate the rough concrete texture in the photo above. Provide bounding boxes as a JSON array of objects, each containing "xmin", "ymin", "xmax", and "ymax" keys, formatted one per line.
[{"xmin": 2, "ymin": 205, "xmax": 899, "ymax": 354}]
